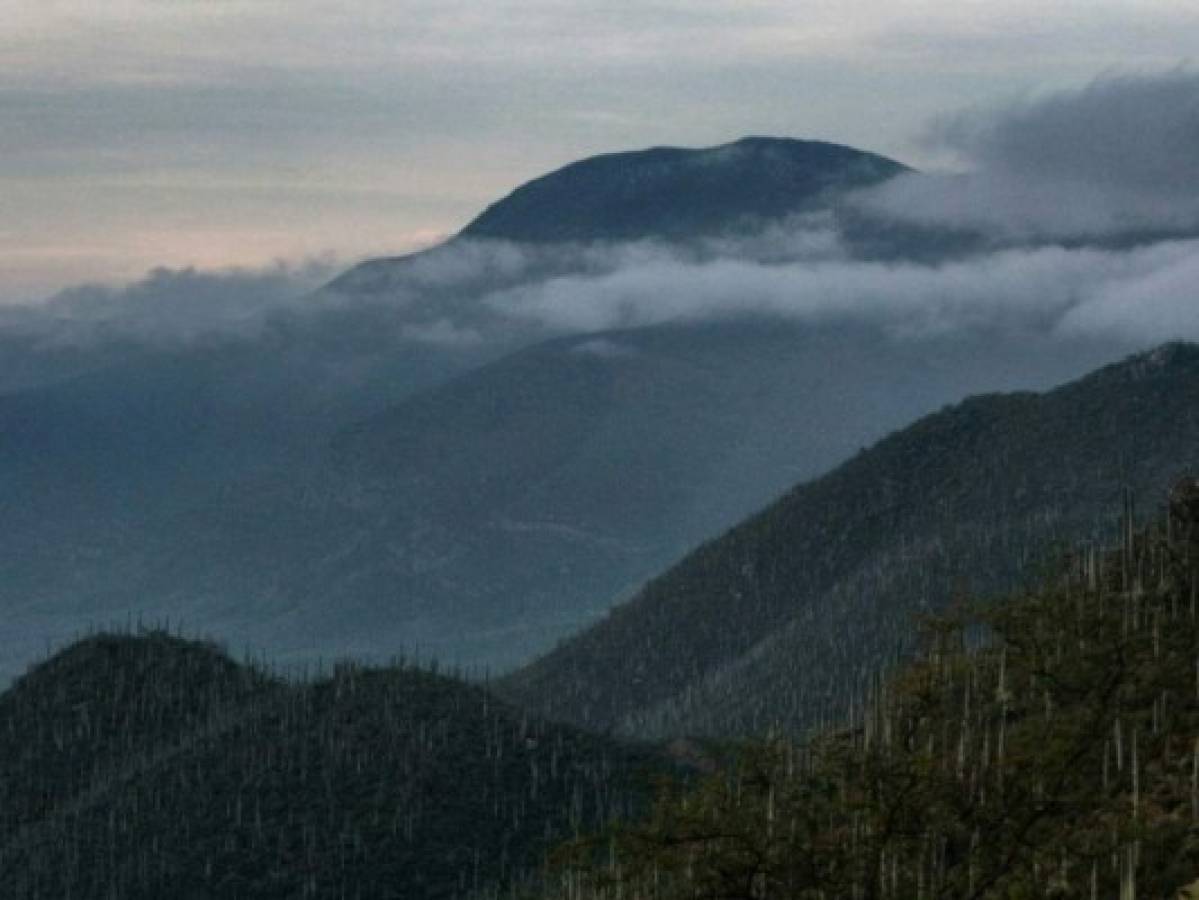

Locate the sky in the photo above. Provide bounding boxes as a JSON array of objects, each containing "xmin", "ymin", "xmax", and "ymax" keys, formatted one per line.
[{"xmin": 4, "ymin": 0, "xmax": 1199, "ymax": 302}]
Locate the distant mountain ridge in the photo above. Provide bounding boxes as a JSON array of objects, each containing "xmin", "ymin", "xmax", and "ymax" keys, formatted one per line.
[
  {"xmin": 459, "ymin": 137, "xmax": 907, "ymax": 243},
  {"xmin": 0, "ymin": 131, "xmax": 1135, "ymax": 689},
  {"xmin": 499, "ymin": 342, "xmax": 1199, "ymax": 738},
  {"xmin": 311, "ymin": 324, "xmax": 1109, "ymax": 670},
  {"xmin": 325, "ymin": 136, "xmax": 907, "ymax": 295},
  {"xmin": 0, "ymin": 325, "xmax": 1118, "ymax": 685}
]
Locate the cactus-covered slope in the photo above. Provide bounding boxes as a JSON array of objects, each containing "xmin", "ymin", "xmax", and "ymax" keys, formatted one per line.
[
  {"xmin": 542, "ymin": 483, "xmax": 1199, "ymax": 898},
  {"xmin": 501, "ymin": 343, "xmax": 1199, "ymax": 738},
  {"xmin": 0, "ymin": 635, "xmax": 660, "ymax": 899}
]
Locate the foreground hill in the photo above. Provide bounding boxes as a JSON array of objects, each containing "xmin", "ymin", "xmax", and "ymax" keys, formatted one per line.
[
  {"xmin": 0, "ymin": 634, "xmax": 658, "ymax": 898},
  {"xmin": 544, "ymin": 484, "xmax": 1199, "ymax": 897},
  {"xmin": 501, "ymin": 342, "xmax": 1199, "ymax": 738}
]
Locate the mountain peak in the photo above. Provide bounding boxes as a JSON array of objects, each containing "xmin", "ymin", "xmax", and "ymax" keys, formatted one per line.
[{"xmin": 459, "ymin": 136, "xmax": 907, "ymax": 244}]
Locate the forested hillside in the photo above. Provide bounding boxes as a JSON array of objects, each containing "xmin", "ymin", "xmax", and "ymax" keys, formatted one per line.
[
  {"xmin": 7, "ymin": 353, "xmax": 1199, "ymax": 898},
  {"xmin": 502, "ymin": 342, "xmax": 1199, "ymax": 738},
  {"xmin": 0, "ymin": 634, "xmax": 660, "ymax": 899},
  {"xmin": 540, "ymin": 481, "xmax": 1199, "ymax": 898}
]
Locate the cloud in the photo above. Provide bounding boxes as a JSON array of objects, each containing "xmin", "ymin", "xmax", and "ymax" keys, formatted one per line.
[
  {"xmin": 322, "ymin": 227, "xmax": 844, "ymax": 323},
  {"xmin": 1058, "ymin": 243, "xmax": 1199, "ymax": 343},
  {"xmin": 931, "ymin": 70, "xmax": 1199, "ymax": 189},
  {"xmin": 483, "ymin": 236, "xmax": 1199, "ymax": 344},
  {"xmin": 570, "ymin": 337, "xmax": 637, "ymax": 358},
  {"xmin": 857, "ymin": 70, "xmax": 1199, "ymax": 241},
  {"xmin": 7, "ymin": 194, "xmax": 1198, "ymax": 365},
  {"xmin": 400, "ymin": 318, "xmax": 484, "ymax": 347},
  {"xmin": 19, "ymin": 260, "xmax": 336, "ymax": 347}
]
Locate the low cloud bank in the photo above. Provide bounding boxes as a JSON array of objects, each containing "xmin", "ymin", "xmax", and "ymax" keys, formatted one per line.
[
  {"xmin": 484, "ymin": 238, "xmax": 1199, "ymax": 345},
  {"xmin": 858, "ymin": 70, "xmax": 1199, "ymax": 241},
  {"xmin": 478, "ymin": 71, "xmax": 1199, "ymax": 346},
  {"xmin": 5, "ymin": 224, "xmax": 1196, "ymax": 357},
  {"xmin": 4, "ymin": 70, "xmax": 1197, "ymax": 356},
  {"xmin": 1, "ymin": 260, "xmax": 336, "ymax": 348}
]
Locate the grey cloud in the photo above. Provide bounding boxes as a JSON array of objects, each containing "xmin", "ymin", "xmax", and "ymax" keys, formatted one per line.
[
  {"xmin": 8, "ymin": 216, "xmax": 1198, "ymax": 365},
  {"xmin": 695, "ymin": 212, "xmax": 846, "ymax": 263},
  {"xmin": 857, "ymin": 70, "xmax": 1199, "ymax": 240},
  {"xmin": 24, "ymin": 260, "xmax": 336, "ymax": 347},
  {"xmin": 1058, "ymin": 242, "xmax": 1199, "ymax": 343},
  {"xmin": 569, "ymin": 337, "xmax": 637, "ymax": 358},
  {"xmin": 397, "ymin": 240, "xmax": 537, "ymax": 292},
  {"xmin": 325, "ymin": 226, "xmax": 844, "ymax": 317},
  {"xmin": 400, "ymin": 318, "xmax": 484, "ymax": 347},
  {"xmin": 929, "ymin": 70, "xmax": 1199, "ymax": 190},
  {"xmin": 483, "ymin": 237, "xmax": 1199, "ymax": 344},
  {"xmin": 4, "ymin": 239, "xmax": 553, "ymax": 354}
]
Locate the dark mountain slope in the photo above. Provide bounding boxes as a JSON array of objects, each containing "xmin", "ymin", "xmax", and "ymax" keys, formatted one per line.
[
  {"xmin": 0, "ymin": 329, "xmax": 494, "ymax": 685},
  {"xmin": 548, "ymin": 489, "xmax": 1199, "ymax": 898},
  {"xmin": 0, "ymin": 634, "xmax": 659, "ymax": 899},
  {"xmin": 0, "ymin": 321, "xmax": 1116, "ymax": 685},
  {"xmin": 459, "ymin": 137, "xmax": 906, "ymax": 244},
  {"xmin": 308, "ymin": 324, "xmax": 1109, "ymax": 670},
  {"xmin": 500, "ymin": 342, "xmax": 1199, "ymax": 737}
]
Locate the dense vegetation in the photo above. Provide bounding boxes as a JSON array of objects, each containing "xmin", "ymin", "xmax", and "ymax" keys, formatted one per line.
[
  {"xmin": 7, "ymin": 351, "xmax": 1199, "ymax": 896},
  {"xmin": 10, "ymin": 482, "xmax": 1199, "ymax": 899},
  {"xmin": 0, "ymin": 635, "xmax": 660, "ymax": 899},
  {"xmin": 539, "ymin": 481, "xmax": 1199, "ymax": 898},
  {"xmin": 502, "ymin": 343, "xmax": 1199, "ymax": 739}
]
